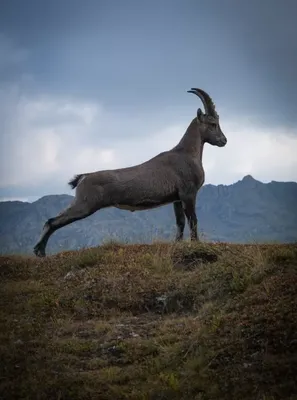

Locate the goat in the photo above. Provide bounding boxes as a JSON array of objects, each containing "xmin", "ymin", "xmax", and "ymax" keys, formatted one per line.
[{"xmin": 33, "ymin": 88, "xmax": 227, "ymax": 257}]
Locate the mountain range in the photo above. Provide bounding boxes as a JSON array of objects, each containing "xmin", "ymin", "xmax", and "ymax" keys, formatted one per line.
[{"xmin": 0, "ymin": 175, "xmax": 297, "ymax": 255}]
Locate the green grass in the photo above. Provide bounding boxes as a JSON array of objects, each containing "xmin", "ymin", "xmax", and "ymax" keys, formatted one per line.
[{"xmin": 0, "ymin": 241, "xmax": 297, "ymax": 399}]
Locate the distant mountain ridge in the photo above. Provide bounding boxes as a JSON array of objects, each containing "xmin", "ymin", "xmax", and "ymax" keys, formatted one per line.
[{"xmin": 0, "ymin": 175, "xmax": 297, "ymax": 255}]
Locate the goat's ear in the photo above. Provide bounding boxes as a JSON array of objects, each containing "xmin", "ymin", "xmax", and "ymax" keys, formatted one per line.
[{"xmin": 197, "ymin": 108, "xmax": 203, "ymax": 121}]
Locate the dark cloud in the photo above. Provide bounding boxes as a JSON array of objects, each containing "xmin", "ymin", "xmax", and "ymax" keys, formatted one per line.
[
  {"xmin": 0, "ymin": 0, "xmax": 296, "ymax": 122},
  {"xmin": 211, "ymin": 0, "xmax": 297, "ymax": 124}
]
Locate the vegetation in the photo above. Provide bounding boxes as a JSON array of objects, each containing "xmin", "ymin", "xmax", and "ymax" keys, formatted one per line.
[{"xmin": 0, "ymin": 240, "xmax": 297, "ymax": 399}]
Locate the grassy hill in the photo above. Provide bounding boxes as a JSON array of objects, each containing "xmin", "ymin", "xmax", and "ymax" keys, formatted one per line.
[{"xmin": 1, "ymin": 241, "xmax": 297, "ymax": 399}]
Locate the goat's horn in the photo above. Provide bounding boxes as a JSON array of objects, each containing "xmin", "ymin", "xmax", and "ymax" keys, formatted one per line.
[{"xmin": 187, "ymin": 88, "xmax": 218, "ymax": 117}]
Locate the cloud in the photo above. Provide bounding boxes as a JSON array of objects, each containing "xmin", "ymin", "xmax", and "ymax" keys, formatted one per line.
[
  {"xmin": 0, "ymin": 88, "xmax": 116, "ymax": 189},
  {"xmin": 0, "ymin": 85, "xmax": 297, "ymax": 200},
  {"xmin": 203, "ymin": 118, "xmax": 297, "ymax": 184},
  {"xmin": 0, "ymin": 34, "xmax": 29, "ymax": 68}
]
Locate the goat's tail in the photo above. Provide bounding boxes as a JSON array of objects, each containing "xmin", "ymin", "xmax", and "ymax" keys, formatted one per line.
[{"xmin": 68, "ymin": 174, "xmax": 84, "ymax": 189}]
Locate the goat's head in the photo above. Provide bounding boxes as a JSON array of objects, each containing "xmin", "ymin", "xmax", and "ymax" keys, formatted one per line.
[{"xmin": 187, "ymin": 88, "xmax": 227, "ymax": 147}]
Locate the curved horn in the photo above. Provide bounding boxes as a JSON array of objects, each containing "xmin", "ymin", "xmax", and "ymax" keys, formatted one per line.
[{"xmin": 187, "ymin": 88, "xmax": 218, "ymax": 118}]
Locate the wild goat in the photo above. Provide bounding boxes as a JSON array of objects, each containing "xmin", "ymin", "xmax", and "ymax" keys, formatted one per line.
[{"xmin": 33, "ymin": 88, "xmax": 227, "ymax": 257}]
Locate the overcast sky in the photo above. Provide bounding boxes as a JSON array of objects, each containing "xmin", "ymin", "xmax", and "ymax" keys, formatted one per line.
[{"xmin": 0, "ymin": 0, "xmax": 297, "ymax": 202}]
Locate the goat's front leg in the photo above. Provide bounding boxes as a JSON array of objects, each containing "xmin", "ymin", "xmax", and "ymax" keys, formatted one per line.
[
  {"xmin": 173, "ymin": 201, "xmax": 185, "ymax": 241},
  {"xmin": 182, "ymin": 198, "xmax": 199, "ymax": 241}
]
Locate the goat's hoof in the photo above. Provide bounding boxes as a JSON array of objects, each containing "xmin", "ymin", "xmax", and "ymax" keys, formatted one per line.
[{"xmin": 33, "ymin": 244, "xmax": 46, "ymax": 258}]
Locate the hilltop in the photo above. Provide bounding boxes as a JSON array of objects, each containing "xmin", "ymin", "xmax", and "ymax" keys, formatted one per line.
[
  {"xmin": 1, "ymin": 175, "xmax": 297, "ymax": 255},
  {"xmin": 1, "ymin": 241, "xmax": 297, "ymax": 399}
]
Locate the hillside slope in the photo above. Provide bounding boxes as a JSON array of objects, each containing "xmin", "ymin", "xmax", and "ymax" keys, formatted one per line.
[
  {"xmin": 1, "ymin": 175, "xmax": 297, "ymax": 255},
  {"xmin": 0, "ymin": 242, "xmax": 297, "ymax": 399}
]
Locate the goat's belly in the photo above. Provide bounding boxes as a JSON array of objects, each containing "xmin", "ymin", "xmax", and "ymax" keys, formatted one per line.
[
  {"xmin": 115, "ymin": 202, "xmax": 171, "ymax": 212},
  {"xmin": 114, "ymin": 192, "xmax": 179, "ymax": 212}
]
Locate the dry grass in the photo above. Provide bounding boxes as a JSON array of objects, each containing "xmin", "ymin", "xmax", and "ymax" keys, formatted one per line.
[{"xmin": 0, "ymin": 240, "xmax": 297, "ymax": 399}]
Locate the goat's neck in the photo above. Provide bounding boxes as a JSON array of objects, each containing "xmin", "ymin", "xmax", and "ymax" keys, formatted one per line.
[{"xmin": 174, "ymin": 118, "xmax": 204, "ymax": 160}]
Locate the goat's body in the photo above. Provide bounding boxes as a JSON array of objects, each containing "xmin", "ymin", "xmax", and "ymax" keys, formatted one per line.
[
  {"xmin": 73, "ymin": 150, "xmax": 204, "ymax": 214},
  {"xmin": 33, "ymin": 88, "xmax": 226, "ymax": 257}
]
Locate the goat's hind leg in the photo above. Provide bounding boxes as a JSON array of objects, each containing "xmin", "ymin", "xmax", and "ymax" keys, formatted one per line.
[
  {"xmin": 33, "ymin": 199, "xmax": 97, "ymax": 257},
  {"xmin": 182, "ymin": 198, "xmax": 199, "ymax": 241}
]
